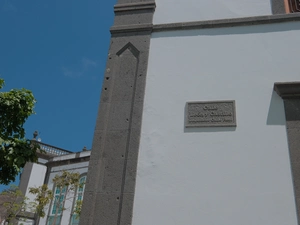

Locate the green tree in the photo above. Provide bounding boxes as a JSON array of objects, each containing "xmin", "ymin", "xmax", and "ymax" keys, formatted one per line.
[
  {"xmin": 0, "ymin": 78, "xmax": 38, "ymax": 184},
  {"xmin": 0, "ymin": 185, "xmax": 28, "ymax": 225},
  {"xmin": 29, "ymin": 171, "xmax": 84, "ymax": 225},
  {"xmin": 28, "ymin": 184, "xmax": 53, "ymax": 218}
]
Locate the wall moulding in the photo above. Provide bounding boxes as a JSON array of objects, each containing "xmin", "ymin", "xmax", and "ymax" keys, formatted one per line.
[
  {"xmin": 114, "ymin": 1, "xmax": 156, "ymax": 12},
  {"xmin": 274, "ymin": 82, "xmax": 300, "ymax": 98},
  {"xmin": 112, "ymin": 1, "xmax": 155, "ymax": 34},
  {"xmin": 110, "ymin": 24, "xmax": 153, "ymax": 35},
  {"xmin": 153, "ymin": 13, "xmax": 300, "ymax": 32}
]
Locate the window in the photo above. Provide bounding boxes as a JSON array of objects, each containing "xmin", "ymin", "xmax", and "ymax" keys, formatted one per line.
[
  {"xmin": 47, "ymin": 216, "xmax": 62, "ymax": 225},
  {"xmin": 285, "ymin": 0, "xmax": 300, "ymax": 12},
  {"xmin": 70, "ymin": 176, "xmax": 86, "ymax": 225},
  {"xmin": 47, "ymin": 186, "xmax": 66, "ymax": 225}
]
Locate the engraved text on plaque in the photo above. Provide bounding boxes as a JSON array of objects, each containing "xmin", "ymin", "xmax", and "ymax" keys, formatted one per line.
[{"xmin": 185, "ymin": 101, "xmax": 236, "ymax": 127}]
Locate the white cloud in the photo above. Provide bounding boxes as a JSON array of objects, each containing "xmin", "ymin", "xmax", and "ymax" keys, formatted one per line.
[
  {"xmin": 62, "ymin": 57, "xmax": 98, "ymax": 78},
  {"xmin": 62, "ymin": 67, "xmax": 83, "ymax": 78},
  {"xmin": 82, "ymin": 57, "xmax": 97, "ymax": 68}
]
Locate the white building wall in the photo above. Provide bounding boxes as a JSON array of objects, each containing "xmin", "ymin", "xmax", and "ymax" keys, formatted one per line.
[
  {"xmin": 17, "ymin": 163, "xmax": 47, "ymax": 225},
  {"xmin": 25, "ymin": 164, "xmax": 47, "ymax": 205},
  {"xmin": 132, "ymin": 21, "xmax": 300, "ymax": 225},
  {"xmin": 154, "ymin": 0, "xmax": 272, "ymax": 24}
]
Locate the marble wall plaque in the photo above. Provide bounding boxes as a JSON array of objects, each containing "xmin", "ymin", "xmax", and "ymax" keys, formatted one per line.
[{"xmin": 185, "ymin": 101, "xmax": 236, "ymax": 127}]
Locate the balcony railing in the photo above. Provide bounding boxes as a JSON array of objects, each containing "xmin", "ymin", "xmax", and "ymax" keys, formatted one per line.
[{"xmin": 32, "ymin": 141, "xmax": 72, "ymax": 156}]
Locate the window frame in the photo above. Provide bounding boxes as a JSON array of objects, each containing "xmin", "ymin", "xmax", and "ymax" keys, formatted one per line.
[
  {"xmin": 47, "ymin": 185, "xmax": 67, "ymax": 225},
  {"xmin": 69, "ymin": 175, "xmax": 86, "ymax": 225}
]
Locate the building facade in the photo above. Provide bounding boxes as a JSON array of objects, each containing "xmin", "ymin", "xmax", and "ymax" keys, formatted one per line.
[
  {"xmin": 80, "ymin": 1, "xmax": 300, "ymax": 225},
  {"xmin": 19, "ymin": 140, "xmax": 90, "ymax": 225}
]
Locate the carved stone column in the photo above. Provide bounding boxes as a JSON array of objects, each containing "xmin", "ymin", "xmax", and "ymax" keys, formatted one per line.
[
  {"xmin": 79, "ymin": 1, "xmax": 155, "ymax": 225},
  {"xmin": 274, "ymin": 82, "xmax": 300, "ymax": 225}
]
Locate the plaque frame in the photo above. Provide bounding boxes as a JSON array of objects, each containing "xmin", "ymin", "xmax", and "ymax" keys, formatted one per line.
[{"xmin": 185, "ymin": 100, "xmax": 237, "ymax": 128}]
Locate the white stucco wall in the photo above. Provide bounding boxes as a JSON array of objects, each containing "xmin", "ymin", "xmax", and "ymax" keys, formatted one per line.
[
  {"xmin": 154, "ymin": 0, "xmax": 272, "ymax": 24},
  {"xmin": 25, "ymin": 163, "xmax": 47, "ymax": 204},
  {"xmin": 18, "ymin": 164, "xmax": 46, "ymax": 225},
  {"xmin": 132, "ymin": 21, "xmax": 300, "ymax": 225}
]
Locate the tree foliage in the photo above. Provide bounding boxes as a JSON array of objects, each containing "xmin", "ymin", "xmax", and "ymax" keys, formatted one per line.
[
  {"xmin": 73, "ymin": 199, "xmax": 82, "ymax": 219},
  {"xmin": 0, "ymin": 78, "xmax": 38, "ymax": 184},
  {"xmin": 0, "ymin": 185, "xmax": 27, "ymax": 225},
  {"xmin": 28, "ymin": 184, "xmax": 53, "ymax": 218}
]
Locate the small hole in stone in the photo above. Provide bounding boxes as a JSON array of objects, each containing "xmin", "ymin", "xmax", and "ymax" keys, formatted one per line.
[
  {"xmin": 104, "ymin": 88, "xmax": 107, "ymax": 91},
  {"xmin": 139, "ymin": 74, "xmax": 142, "ymax": 76},
  {"xmin": 106, "ymin": 77, "xmax": 109, "ymax": 80},
  {"xmin": 126, "ymin": 118, "xmax": 129, "ymax": 122},
  {"xmin": 117, "ymin": 197, "xmax": 120, "ymax": 200},
  {"xmin": 109, "ymin": 57, "xmax": 112, "ymax": 59},
  {"xmin": 121, "ymin": 155, "xmax": 124, "ymax": 157}
]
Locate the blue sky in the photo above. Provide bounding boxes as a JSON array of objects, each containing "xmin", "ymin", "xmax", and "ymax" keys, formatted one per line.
[{"xmin": 0, "ymin": 0, "xmax": 116, "ymax": 190}]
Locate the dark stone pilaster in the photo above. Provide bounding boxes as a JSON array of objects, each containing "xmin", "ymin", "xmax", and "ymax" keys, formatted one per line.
[
  {"xmin": 271, "ymin": 0, "xmax": 287, "ymax": 14},
  {"xmin": 274, "ymin": 82, "xmax": 300, "ymax": 225},
  {"xmin": 80, "ymin": 1, "xmax": 155, "ymax": 225}
]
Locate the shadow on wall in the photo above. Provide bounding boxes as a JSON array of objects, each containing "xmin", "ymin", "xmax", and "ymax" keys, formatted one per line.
[{"xmin": 267, "ymin": 90, "xmax": 286, "ymax": 125}]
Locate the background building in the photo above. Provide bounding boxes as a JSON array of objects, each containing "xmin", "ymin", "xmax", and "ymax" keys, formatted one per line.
[{"xmin": 19, "ymin": 135, "xmax": 90, "ymax": 225}]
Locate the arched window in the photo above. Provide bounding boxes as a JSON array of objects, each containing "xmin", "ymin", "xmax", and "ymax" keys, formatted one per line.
[{"xmin": 70, "ymin": 176, "xmax": 86, "ymax": 225}]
